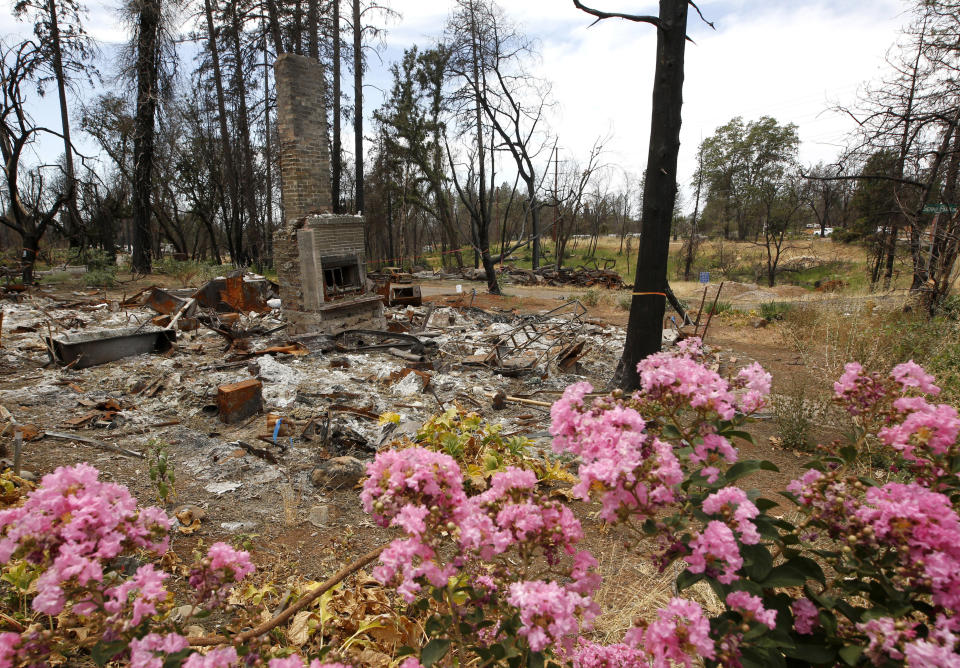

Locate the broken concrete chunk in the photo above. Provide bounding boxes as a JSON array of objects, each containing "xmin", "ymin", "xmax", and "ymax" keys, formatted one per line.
[
  {"xmin": 216, "ymin": 379, "xmax": 263, "ymax": 424},
  {"xmin": 204, "ymin": 481, "xmax": 242, "ymax": 495},
  {"xmin": 311, "ymin": 456, "xmax": 365, "ymax": 489}
]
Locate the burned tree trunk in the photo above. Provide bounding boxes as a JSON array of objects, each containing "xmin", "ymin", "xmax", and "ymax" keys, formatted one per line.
[
  {"xmin": 616, "ymin": 0, "xmax": 689, "ymax": 391},
  {"xmin": 131, "ymin": 0, "xmax": 162, "ymax": 274}
]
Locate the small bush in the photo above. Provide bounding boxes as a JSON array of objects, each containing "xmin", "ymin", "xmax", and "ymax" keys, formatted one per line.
[
  {"xmin": 617, "ymin": 295, "xmax": 632, "ymax": 311},
  {"xmin": 773, "ymin": 382, "xmax": 816, "ymax": 451},
  {"xmin": 82, "ymin": 269, "xmax": 117, "ymax": 287},
  {"xmin": 760, "ymin": 301, "xmax": 793, "ymax": 321},
  {"xmin": 581, "ymin": 289, "xmax": 601, "ymax": 307}
]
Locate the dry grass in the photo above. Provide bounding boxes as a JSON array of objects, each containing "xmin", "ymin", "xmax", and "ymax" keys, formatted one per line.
[{"xmin": 587, "ymin": 532, "xmax": 722, "ymax": 644}]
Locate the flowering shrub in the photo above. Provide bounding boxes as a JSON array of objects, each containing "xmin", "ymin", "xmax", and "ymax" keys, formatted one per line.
[{"xmin": 3, "ymin": 340, "xmax": 960, "ymax": 666}]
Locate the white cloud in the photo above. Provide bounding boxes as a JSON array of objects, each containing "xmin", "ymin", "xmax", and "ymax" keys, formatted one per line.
[{"xmin": 384, "ymin": 0, "xmax": 911, "ymax": 206}]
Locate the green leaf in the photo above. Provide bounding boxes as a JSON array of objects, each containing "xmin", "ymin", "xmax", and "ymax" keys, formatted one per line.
[
  {"xmin": 742, "ymin": 544, "xmax": 773, "ymax": 582},
  {"xmin": 784, "ymin": 642, "xmax": 836, "ymax": 664},
  {"xmin": 91, "ymin": 640, "xmax": 127, "ymax": 667},
  {"xmin": 676, "ymin": 569, "xmax": 703, "ymax": 591},
  {"xmin": 725, "ymin": 461, "xmax": 759, "ymax": 481},
  {"xmin": 528, "ymin": 652, "xmax": 546, "ymax": 668},
  {"xmin": 725, "ymin": 429, "xmax": 755, "ymax": 445},
  {"xmin": 760, "ymin": 563, "xmax": 808, "ymax": 588},
  {"xmin": 788, "ymin": 556, "xmax": 826, "ymax": 585},
  {"xmin": 839, "ymin": 645, "xmax": 863, "ymax": 666},
  {"xmin": 755, "ymin": 498, "xmax": 779, "ymax": 512},
  {"xmin": 420, "ymin": 638, "xmax": 452, "ymax": 667},
  {"xmin": 759, "ymin": 460, "xmax": 779, "ymax": 472}
]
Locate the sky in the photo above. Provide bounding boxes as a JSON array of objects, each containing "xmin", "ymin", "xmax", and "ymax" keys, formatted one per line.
[{"xmin": 1, "ymin": 0, "xmax": 913, "ymax": 211}]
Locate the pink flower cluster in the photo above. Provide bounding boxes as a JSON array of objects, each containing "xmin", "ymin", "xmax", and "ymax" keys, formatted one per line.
[
  {"xmin": 103, "ymin": 563, "xmax": 169, "ymax": 629},
  {"xmin": 891, "ymin": 360, "xmax": 941, "ymax": 395},
  {"xmin": 638, "ymin": 348, "xmax": 738, "ymax": 420},
  {"xmin": 879, "ymin": 396, "xmax": 960, "ymax": 465},
  {"xmin": 0, "ymin": 463, "xmax": 170, "ymax": 615},
  {"xmin": 791, "ymin": 598, "xmax": 818, "ymax": 635},
  {"xmin": 686, "ymin": 521, "xmax": 743, "ymax": 584},
  {"xmin": 568, "ymin": 639, "xmax": 645, "ymax": 667},
  {"xmin": 858, "ymin": 617, "xmax": 916, "ymax": 664},
  {"xmin": 188, "ymin": 542, "xmax": 255, "ymax": 609},
  {"xmin": 361, "ymin": 448, "xmax": 599, "ymax": 648},
  {"xmin": 689, "ymin": 433, "xmax": 738, "ymax": 484},
  {"xmin": 459, "ymin": 467, "xmax": 600, "ymax": 594},
  {"xmin": 624, "ymin": 597, "xmax": 715, "ymax": 667},
  {"xmin": 129, "ymin": 632, "xmax": 188, "ymax": 668},
  {"xmin": 507, "ymin": 580, "xmax": 598, "ymax": 652},
  {"xmin": 361, "ymin": 447, "xmax": 470, "ymax": 602},
  {"xmin": 702, "ymin": 487, "xmax": 760, "ymax": 545},
  {"xmin": 735, "ymin": 362, "xmax": 772, "ymax": 414},
  {"xmin": 0, "ymin": 633, "xmax": 22, "ymax": 668},
  {"xmin": 550, "ymin": 383, "xmax": 682, "ymax": 522},
  {"xmin": 725, "ymin": 591, "xmax": 776, "ymax": 629},
  {"xmin": 903, "ymin": 615, "xmax": 960, "ymax": 666},
  {"xmin": 833, "ymin": 362, "xmax": 889, "ymax": 416},
  {"xmin": 856, "ymin": 483, "xmax": 960, "ymax": 610}
]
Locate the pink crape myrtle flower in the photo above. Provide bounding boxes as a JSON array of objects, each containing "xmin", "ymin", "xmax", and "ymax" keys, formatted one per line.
[
  {"xmin": 892, "ymin": 360, "xmax": 941, "ymax": 395},
  {"xmin": 188, "ymin": 543, "xmax": 255, "ymax": 609},
  {"xmin": 0, "ymin": 632, "xmax": 22, "ymax": 668},
  {"xmin": 361, "ymin": 447, "xmax": 472, "ymax": 601},
  {"xmin": 568, "ymin": 639, "xmax": 645, "ymax": 667},
  {"xmin": 736, "ymin": 362, "xmax": 772, "ymax": 414},
  {"xmin": 879, "ymin": 398, "xmax": 960, "ymax": 461},
  {"xmin": 637, "ymin": 351, "xmax": 737, "ymax": 420},
  {"xmin": 903, "ymin": 615, "xmax": 960, "ymax": 667},
  {"xmin": 360, "ymin": 447, "xmax": 469, "ymax": 529},
  {"xmin": 128, "ymin": 633, "xmax": 188, "ymax": 668},
  {"xmin": 396, "ymin": 660, "xmax": 424, "ymax": 668},
  {"xmin": 104, "ymin": 563, "xmax": 170, "ymax": 629},
  {"xmin": 182, "ymin": 647, "xmax": 238, "ymax": 668},
  {"xmin": 703, "ymin": 487, "xmax": 760, "ymax": 545},
  {"xmin": 0, "ymin": 463, "xmax": 170, "ymax": 616},
  {"xmin": 625, "ymin": 597, "xmax": 715, "ymax": 667},
  {"xmin": 786, "ymin": 469, "xmax": 823, "ymax": 503},
  {"xmin": 549, "ymin": 384, "xmax": 682, "ymax": 523},
  {"xmin": 791, "ymin": 598, "xmax": 818, "ymax": 635},
  {"xmin": 725, "ymin": 591, "xmax": 776, "ymax": 629},
  {"xmin": 858, "ymin": 617, "xmax": 916, "ymax": 664},
  {"xmin": 689, "ymin": 433, "xmax": 738, "ymax": 479},
  {"xmin": 686, "ymin": 521, "xmax": 743, "ymax": 584},
  {"xmin": 507, "ymin": 580, "xmax": 598, "ymax": 653},
  {"xmin": 833, "ymin": 362, "xmax": 888, "ymax": 416},
  {"xmin": 855, "ymin": 483, "xmax": 960, "ymax": 610}
]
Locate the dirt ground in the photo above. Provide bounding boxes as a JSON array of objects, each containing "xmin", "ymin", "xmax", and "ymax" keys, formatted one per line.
[{"xmin": 0, "ymin": 273, "xmax": 836, "ymax": 640}]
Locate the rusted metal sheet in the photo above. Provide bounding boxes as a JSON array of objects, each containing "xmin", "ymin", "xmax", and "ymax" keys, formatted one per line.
[
  {"xmin": 192, "ymin": 275, "xmax": 273, "ymax": 313},
  {"xmin": 145, "ymin": 287, "xmax": 195, "ymax": 316},
  {"xmin": 46, "ymin": 327, "xmax": 176, "ymax": 370}
]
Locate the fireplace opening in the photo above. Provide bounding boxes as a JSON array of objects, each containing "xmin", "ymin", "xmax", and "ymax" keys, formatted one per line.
[{"xmin": 321, "ymin": 255, "xmax": 363, "ymax": 300}]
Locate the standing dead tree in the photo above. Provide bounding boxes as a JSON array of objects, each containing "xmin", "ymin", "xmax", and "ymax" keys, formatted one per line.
[
  {"xmin": 0, "ymin": 40, "xmax": 71, "ymax": 284},
  {"xmin": 573, "ymin": 0, "xmax": 713, "ymax": 391}
]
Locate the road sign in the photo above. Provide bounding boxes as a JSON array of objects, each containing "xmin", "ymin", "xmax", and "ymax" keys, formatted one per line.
[
  {"xmin": 699, "ymin": 271, "xmax": 710, "ymax": 284},
  {"xmin": 922, "ymin": 204, "xmax": 957, "ymax": 214}
]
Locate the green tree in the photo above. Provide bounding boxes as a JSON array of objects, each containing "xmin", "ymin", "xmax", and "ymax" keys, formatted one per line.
[{"xmin": 698, "ymin": 116, "xmax": 799, "ymax": 240}]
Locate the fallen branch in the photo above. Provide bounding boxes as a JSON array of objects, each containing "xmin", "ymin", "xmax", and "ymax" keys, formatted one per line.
[
  {"xmin": 187, "ymin": 544, "xmax": 385, "ymax": 647},
  {"xmin": 42, "ymin": 431, "xmax": 145, "ymax": 459}
]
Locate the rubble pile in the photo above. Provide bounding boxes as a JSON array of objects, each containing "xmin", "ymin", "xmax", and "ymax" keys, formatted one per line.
[{"xmin": 0, "ymin": 276, "xmax": 627, "ymax": 541}]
